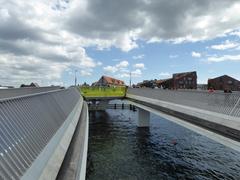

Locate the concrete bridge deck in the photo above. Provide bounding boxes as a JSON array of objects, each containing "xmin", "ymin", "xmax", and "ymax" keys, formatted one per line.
[{"xmin": 126, "ymin": 88, "xmax": 240, "ymax": 150}]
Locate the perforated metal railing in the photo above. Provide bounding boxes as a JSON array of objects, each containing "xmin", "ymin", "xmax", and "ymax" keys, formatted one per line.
[
  {"xmin": 0, "ymin": 86, "xmax": 61, "ymax": 99},
  {"xmin": 127, "ymin": 88, "xmax": 240, "ymax": 117},
  {"xmin": 0, "ymin": 88, "xmax": 81, "ymax": 179}
]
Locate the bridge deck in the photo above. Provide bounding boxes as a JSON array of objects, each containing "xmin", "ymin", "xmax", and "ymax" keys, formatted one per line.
[{"xmin": 126, "ymin": 88, "xmax": 240, "ymax": 144}]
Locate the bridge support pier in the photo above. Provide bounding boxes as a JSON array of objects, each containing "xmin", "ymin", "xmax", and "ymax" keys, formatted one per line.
[
  {"xmin": 138, "ymin": 108, "xmax": 150, "ymax": 127},
  {"xmin": 90, "ymin": 100, "xmax": 109, "ymax": 110}
]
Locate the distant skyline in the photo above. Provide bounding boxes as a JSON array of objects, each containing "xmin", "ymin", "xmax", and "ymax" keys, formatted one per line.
[{"xmin": 0, "ymin": 0, "xmax": 240, "ymax": 87}]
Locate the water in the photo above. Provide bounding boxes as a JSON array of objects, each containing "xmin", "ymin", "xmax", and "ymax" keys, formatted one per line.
[{"xmin": 86, "ymin": 107, "xmax": 240, "ymax": 180}]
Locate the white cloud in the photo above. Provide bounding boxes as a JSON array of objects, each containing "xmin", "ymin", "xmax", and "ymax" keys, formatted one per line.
[
  {"xmin": 80, "ymin": 69, "xmax": 92, "ymax": 76},
  {"xmin": 103, "ymin": 60, "xmax": 129, "ymax": 74},
  {"xmin": 192, "ymin": 51, "xmax": 201, "ymax": 58},
  {"xmin": 97, "ymin": 61, "xmax": 103, "ymax": 66},
  {"xmin": 0, "ymin": 53, "xmax": 68, "ymax": 86},
  {"xmin": 133, "ymin": 54, "xmax": 145, "ymax": 59},
  {"xmin": 103, "ymin": 66, "xmax": 118, "ymax": 73},
  {"xmin": 0, "ymin": 0, "xmax": 102, "ymax": 86},
  {"xmin": 207, "ymin": 54, "xmax": 240, "ymax": 62},
  {"xmin": 210, "ymin": 40, "xmax": 239, "ymax": 50},
  {"xmin": 159, "ymin": 72, "xmax": 171, "ymax": 77},
  {"xmin": 131, "ymin": 69, "xmax": 142, "ymax": 77},
  {"xmin": 66, "ymin": 0, "xmax": 240, "ymax": 45},
  {"xmin": 116, "ymin": 60, "xmax": 129, "ymax": 68},
  {"xmin": 169, "ymin": 54, "xmax": 179, "ymax": 58},
  {"xmin": 133, "ymin": 63, "xmax": 145, "ymax": 69},
  {"xmin": 230, "ymin": 30, "xmax": 240, "ymax": 37},
  {"xmin": 104, "ymin": 60, "xmax": 144, "ymax": 78}
]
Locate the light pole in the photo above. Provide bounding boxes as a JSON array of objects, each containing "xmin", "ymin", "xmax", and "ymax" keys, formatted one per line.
[
  {"xmin": 74, "ymin": 70, "xmax": 77, "ymax": 86},
  {"xmin": 129, "ymin": 71, "xmax": 132, "ymax": 87}
]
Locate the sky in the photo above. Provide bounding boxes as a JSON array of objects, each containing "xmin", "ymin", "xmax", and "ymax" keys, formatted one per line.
[{"xmin": 0, "ymin": 0, "xmax": 240, "ymax": 87}]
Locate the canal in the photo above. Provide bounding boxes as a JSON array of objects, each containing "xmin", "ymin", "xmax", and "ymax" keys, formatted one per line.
[{"xmin": 86, "ymin": 103, "xmax": 240, "ymax": 179}]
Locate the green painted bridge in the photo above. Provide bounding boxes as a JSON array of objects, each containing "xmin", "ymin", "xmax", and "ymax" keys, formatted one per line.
[{"xmin": 79, "ymin": 86, "xmax": 126, "ymax": 99}]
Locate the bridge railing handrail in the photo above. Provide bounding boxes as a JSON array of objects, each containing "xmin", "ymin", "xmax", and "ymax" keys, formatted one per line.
[
  {"xmin": 0, "ymin": 87, "xmax": 82, "ymax": 179},
  {"xmin": 0, "ymin": 88, "xmax": 65, "ymax": 102},
  {"xmin": 0, "ymin": 86, "xmax": 62, "ymax": 99},
  {"xmin": 127, "ymin": 88, "xmax": 240, "ymax": 117}
]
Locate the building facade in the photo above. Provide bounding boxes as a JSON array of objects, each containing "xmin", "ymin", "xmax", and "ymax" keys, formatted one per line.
[
  {"xmin": 156, "ymin": 78, "xmax": 173, "ymax": 89},
  {"xmin": 172, "ymin": 71, "xmax": 197, "ymax": 89},
  {"xmin": 208, "ymin": 75, "xmax": 240, "ymax": 91},
  {"xmin": 156, "ymin": 71, "xmax": 197, "ymax": 89}
]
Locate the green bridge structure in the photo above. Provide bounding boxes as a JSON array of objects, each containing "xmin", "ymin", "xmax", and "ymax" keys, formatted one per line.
[{"xmin": 79, "ymin": 86, "xmax": 126, "ymax": 100}]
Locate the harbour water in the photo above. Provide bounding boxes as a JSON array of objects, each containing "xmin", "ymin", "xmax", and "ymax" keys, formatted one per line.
[{"xmin": 86, "ymin": 106, "xmax": 240, "ymax": 180}]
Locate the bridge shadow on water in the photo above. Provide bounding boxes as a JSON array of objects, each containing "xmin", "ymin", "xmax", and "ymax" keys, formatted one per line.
[{"xmin": 86, "ymin": 109, "xmax": 240, "ymax": 180}]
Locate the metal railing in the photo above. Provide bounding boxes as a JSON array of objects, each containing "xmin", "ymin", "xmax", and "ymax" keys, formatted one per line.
[
  {"xmin": 0, "ymin": 88, "xmax": 81, "ymax": 179},
  {"xmin": 0, "ymin": 86, "xmax": 61, "ymax": 99},
  {"xmin": 127, "ymin": 88, "xmax": 240, "ymax": 117}
]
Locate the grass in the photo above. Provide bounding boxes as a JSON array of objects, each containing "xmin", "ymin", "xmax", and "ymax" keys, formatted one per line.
[{"xmin": 79, "ymin": 86, "xmax": 126, "ymax": 97}]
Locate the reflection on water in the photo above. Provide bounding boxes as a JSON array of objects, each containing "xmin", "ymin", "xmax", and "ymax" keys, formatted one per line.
[{"xmin": 87, "ymin": 108, "xmax": 240, "ymax": 180}]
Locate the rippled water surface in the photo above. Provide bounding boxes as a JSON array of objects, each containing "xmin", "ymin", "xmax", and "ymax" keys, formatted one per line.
[{"xmin": 86, "ymin": 106, "xmax": 240, "ymax": 180}]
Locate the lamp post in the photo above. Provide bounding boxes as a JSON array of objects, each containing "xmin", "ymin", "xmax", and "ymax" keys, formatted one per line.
[
  {"xmin": 129, "ymin": 71, "xmax": 132, "ymax": 87},
  {"xmin": 74, "ymin": 70, "xmax": 77, "ymax": 86}
]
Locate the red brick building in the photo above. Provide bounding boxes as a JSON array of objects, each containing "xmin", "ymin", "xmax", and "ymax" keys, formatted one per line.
[
  {"xmin": 208, "ymin": 75, "xmax": 240, "ymax": 91},
  {"xmin": 157, "ymin": 71, "xmax": 197, "ymax": 89},
  {"xmin": 172, "ymin": 71, "xmax": 197, "ymax": 89}
]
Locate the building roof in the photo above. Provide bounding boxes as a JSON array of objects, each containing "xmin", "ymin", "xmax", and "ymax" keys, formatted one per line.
[
  {"xmin": 101, "ymin": 75, "xmax": 125, "ymax": 85},
  {"xmin": 208, "ymin": 75, "xmax": 240, "ymax": 82},
  {"xmin": 173, "ymin": 71, "xmax": 196, "ymax": 80},
  {"xmin": 20, "ymin": 82, "xmax": 40, "ymax": 88}
]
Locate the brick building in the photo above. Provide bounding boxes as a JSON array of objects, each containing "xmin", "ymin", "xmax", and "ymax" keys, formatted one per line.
[
  {"xmin": 137, "ymin": 79, "xmax": 157, "ymax": 88},
  {"xmin": 208, "ymin": 75, "xmax": 240, "ymax": 91},
  {"xmin": 157, "ymin": 71, "xmax": 197, "ymax": 89},
  {"xmin": 156, "ymin": 78, "xmax": 173, "ymax": 89},
  {"xmin": 92, "ymin": 75, "xmax": 125, "ymax": 86},
  {"xmin": 172, "ymin": 71, "xmax": 197, "ymax": 89}
]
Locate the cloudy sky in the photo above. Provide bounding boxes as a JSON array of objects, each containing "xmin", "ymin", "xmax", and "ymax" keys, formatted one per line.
[{"xmin": 1, "ymin": 0, "xmax": 240, "ymax": 87}]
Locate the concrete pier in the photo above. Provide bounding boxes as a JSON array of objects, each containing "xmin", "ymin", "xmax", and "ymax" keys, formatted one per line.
[
  {"xmin": 89, "ymin": 100, "xmax": 109, "ymax": 110},
  {"xmin": 138, "ymin": 108, "xmax": 150, "ymax": 127}
]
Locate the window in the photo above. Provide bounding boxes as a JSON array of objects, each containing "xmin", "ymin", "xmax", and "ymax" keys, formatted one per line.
[{"xmin": 228, "ymin": 80, "xmax": 233, "ymax": 84}]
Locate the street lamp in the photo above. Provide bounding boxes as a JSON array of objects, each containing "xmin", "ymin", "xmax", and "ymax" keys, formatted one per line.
[
  {"xmin": 74, "ymin": 70, "xmax": 77, "ymax": 86},
  {"xmin": 129, "ymin": 71, "xmax": 132, "ymax": 87}
]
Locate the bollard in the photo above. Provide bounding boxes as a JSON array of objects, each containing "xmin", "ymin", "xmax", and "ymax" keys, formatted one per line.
[
  {"xmin": 122, "ymin": 103, "xmax": 124, "ymax": 109},
  {"xmin": 114, "ymin": 103, "xmax": 116, "ymax": 109},
  {"xmin": 130, "ymin": 104, "xmax": 132, "ymax": 110}
]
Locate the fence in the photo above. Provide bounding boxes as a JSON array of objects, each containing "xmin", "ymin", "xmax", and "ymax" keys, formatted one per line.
[
  {"xmin": 127, "ymin": 88, "xmax": 240, "ymax": 117},
  {"xmin": 0, "ymin": 88, "xmax": 81, "ymax": 179}
]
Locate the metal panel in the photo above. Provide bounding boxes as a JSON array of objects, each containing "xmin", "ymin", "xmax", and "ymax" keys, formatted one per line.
[
  {"xmin": 0, "ymin": 86, "xmax": 61, "ymax": 99},
  {"xmin": 0, "ymin": 88, "xmax": 80, "ymax": 179},
  {"xmin": 127, "ymin": 88, "xmax": 240, "ymax": 117}
]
